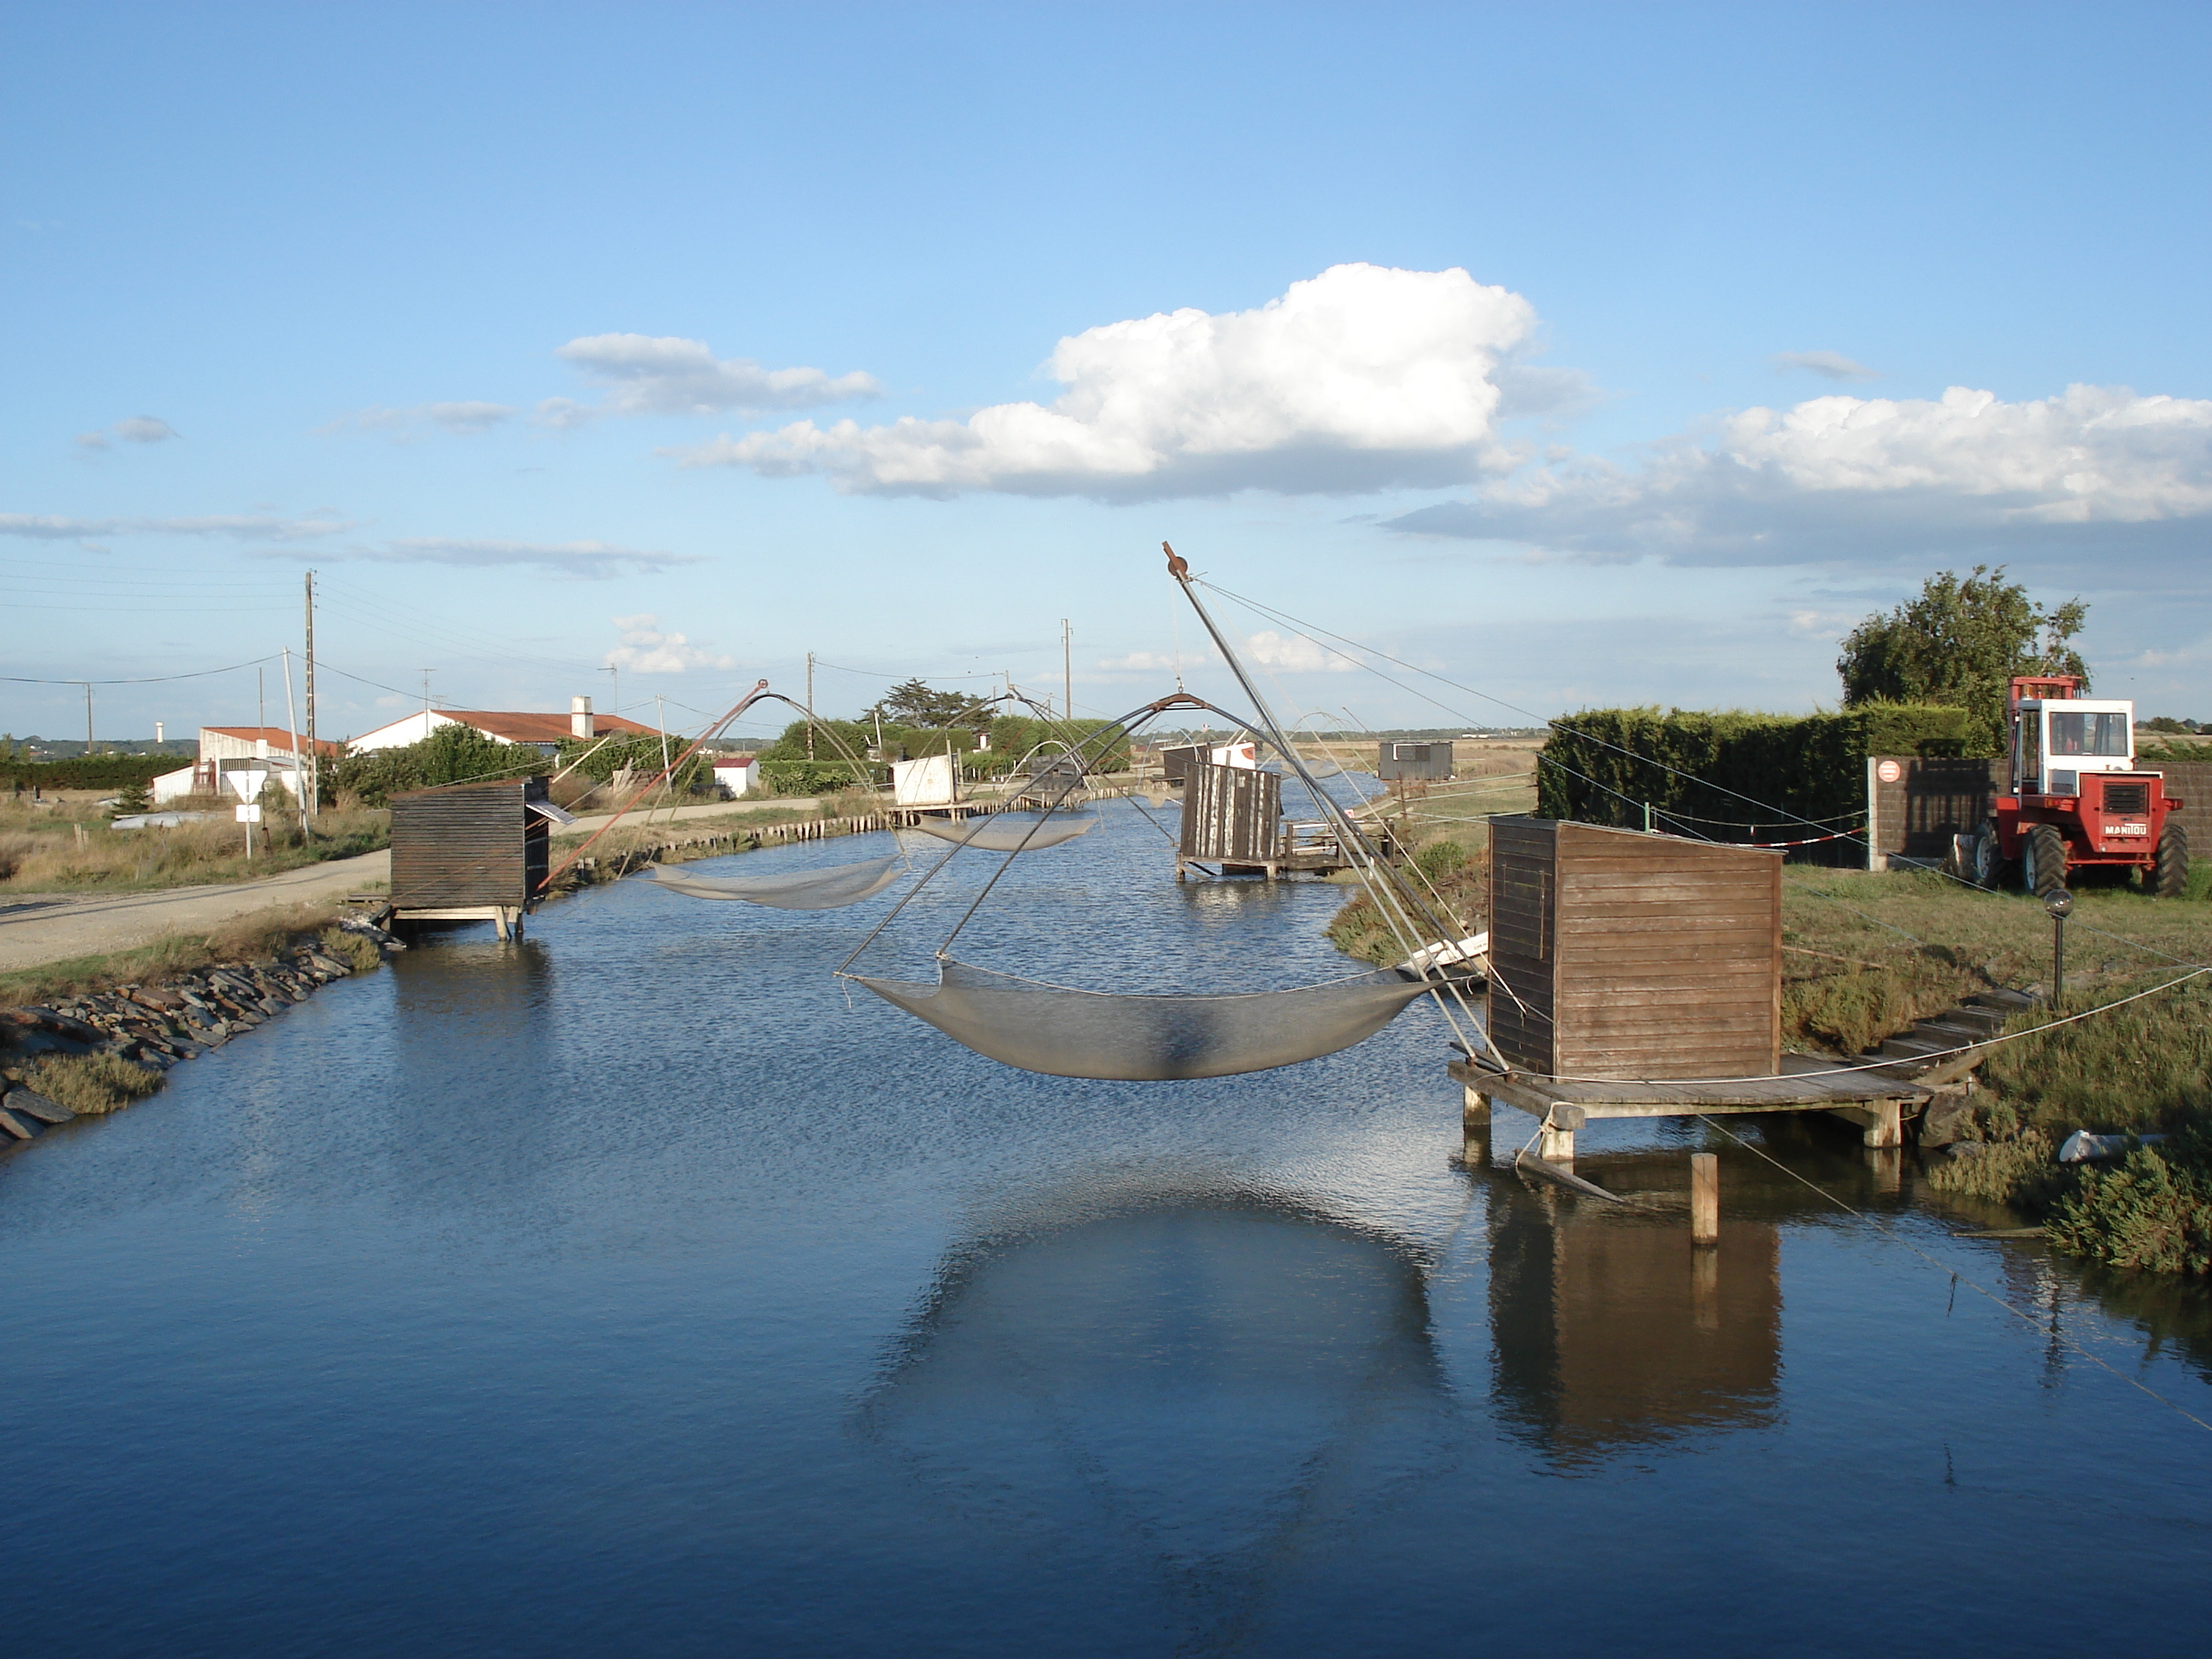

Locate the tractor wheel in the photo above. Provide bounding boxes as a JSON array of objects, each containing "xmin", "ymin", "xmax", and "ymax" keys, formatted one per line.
[
  {"xmin": 2154, "ymin": 824, "xmax": 2189, "ymax": 898},
  {"xmin": 1971, "ymin": 824, "xmax": 2005, "ymax": 889},
  {"xmin": 2024, "ymin": 823, "xmax": 2068, "ymax": 897}
]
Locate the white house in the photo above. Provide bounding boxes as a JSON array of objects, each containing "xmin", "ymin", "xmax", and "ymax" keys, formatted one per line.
[
  {"xmin": 347, "ymin": 695, "xmax": 654, "ymax": 757},
  {"xmin": 710, "ymin": 754, "xmax": 760, "ymax": 797},
  {"xmin": 153, "ymin": 727, "xmax": 345, "ymax": 804}
]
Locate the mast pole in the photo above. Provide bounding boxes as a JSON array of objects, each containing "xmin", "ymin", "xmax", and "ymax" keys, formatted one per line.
[{"xmin": 1161, "ymin": 543, "xmax": 1500, "ymax": 1066}]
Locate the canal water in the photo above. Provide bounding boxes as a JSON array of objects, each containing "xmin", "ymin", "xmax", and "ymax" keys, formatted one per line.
[{"xmin": 5, "ymin": 803, "xmax": 2210, "ymax": 1657}]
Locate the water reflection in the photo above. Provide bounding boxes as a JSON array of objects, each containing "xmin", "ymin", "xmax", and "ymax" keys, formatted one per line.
[
  {"xmin": 1488, "ymin": 1169, "xmax": 1782, "ymax": 1465},
  {"xmin": 864, "ymin": 1192, "xmax": 1452, "ymax": 1644}
]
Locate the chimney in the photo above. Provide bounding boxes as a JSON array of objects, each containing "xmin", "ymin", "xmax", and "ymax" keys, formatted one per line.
[{"xmin": 571, "ymin": 694, "xmax": 593, "ymax": 739}]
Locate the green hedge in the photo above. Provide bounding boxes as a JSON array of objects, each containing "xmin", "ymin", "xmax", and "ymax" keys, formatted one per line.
[
  {"xmin": 1536, "ymin": 704, "xmax": 1983, "ymax": 843},
  {"xmin": 1, "ymin": 754, "xmax": 186, "ymax": 790}
]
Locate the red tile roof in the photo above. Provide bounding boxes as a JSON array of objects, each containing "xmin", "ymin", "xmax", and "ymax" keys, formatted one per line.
[
  {"xmin": 437, "ymin": 710, "xmax": 656, "ymax": 744},
  {"xmin": 201, "ymin": 727, "xmax": 346, "ymax": 756}
]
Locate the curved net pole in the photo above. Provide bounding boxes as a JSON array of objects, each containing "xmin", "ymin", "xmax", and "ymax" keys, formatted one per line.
[
  {"xmin": 540, "ymin": 679, "xmax": 771, "ymax": 893},
  {"xmin": 833, "ymin": 691, "xmax": 1218, "ymax": 978},
  {"xmin": 1163, "ymin": 544, "xmax": 1504, "ymax": 1069}
]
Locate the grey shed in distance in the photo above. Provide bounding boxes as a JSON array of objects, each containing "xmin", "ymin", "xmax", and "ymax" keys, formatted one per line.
[{"xmin": 1376, "ymin": 741, "xmax": 1453, "ymax": 781}]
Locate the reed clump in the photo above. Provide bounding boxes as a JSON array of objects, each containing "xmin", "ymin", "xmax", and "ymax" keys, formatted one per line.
[
  {"xmin": 24, "ymin": 1052, "xmax": 165, "ymax": 1115},
  {"xmin": 2046, "ymin": 1139, "xmax": 2212, "ymax": 1276},
  {"xmin": 319, "ymin": 926, "xmax": 384, "ymax": 974}
]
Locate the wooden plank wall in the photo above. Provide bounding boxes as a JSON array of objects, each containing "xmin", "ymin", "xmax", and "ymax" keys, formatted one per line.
[
  {"xmin": 390, "ymin": 778, "xmax": 530, "ymax": 907},
  {"xmin": 1488, "ymin": 818, "xmax": 1781, "ymax": 1079},
  {"xmin": 1485, "ymin": 816, "xmax": 1558, "ymax": 1073},
  {"xmin": 1178, "ymin": 764, "xmax": 1282, "ymax": 862}
]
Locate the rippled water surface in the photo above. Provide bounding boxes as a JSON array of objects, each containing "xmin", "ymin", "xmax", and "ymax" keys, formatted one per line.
[{"xmin": 5, "ymin": 806, "xmax": 2210, "ymax": 1657}]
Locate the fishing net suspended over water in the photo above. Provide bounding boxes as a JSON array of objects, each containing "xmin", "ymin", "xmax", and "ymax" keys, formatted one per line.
[
  {"xmin": 851, "ymin": 958, "xmax": 1433, "ymax": 1080},
  {"xmin": 645, "ymin": 855, "xmax": 903, "ymax": 910},
  {"xmin": 908, "ymin": 815, "xmax": 1100, "ymax": 852}
]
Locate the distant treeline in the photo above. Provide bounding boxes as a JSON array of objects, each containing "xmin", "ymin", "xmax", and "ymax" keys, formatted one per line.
[{"xmin": 756, "ymin": 715, "xmax": 1131, "ymax": 797}]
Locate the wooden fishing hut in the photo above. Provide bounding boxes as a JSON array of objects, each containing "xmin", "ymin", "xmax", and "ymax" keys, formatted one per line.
[
  {"xmin": 1175, "ymin": 760, "xmax": 1352, "ymax": 880},
  {"xmin": 388, "ymin": 776, "xmax": 573, "ymax": 940},
  {"xmin": 1456, "ymin": 818, "xmax": 1926, "ymax": 1163}
]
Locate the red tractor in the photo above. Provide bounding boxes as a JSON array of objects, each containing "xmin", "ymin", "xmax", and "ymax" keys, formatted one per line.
[{"xmin": 1969, "ymin": 675, "xmax": 2188, "ymax": 896}]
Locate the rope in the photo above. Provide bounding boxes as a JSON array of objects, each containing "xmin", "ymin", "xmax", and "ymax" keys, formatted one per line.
[{"xmin": 1692, "ymin": 1113, "xmax": 2212, "ymax": 1436}]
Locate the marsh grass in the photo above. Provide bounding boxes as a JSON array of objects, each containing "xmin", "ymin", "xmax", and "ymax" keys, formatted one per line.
[
  {"xmin": 0, "ymin": 802, "xmax": 387, "ymax": 892},
  {"xmin": 1980, "ymin": 976, "xmax": 2212, "ymax": 1137},
  {"xmin": 2048, "ymin": 1141, "xmax": 2212, "ymax": 1276},
  {"xmin": 24, "ymin": 1051, "xmax": 164, "ymax": 1114}
]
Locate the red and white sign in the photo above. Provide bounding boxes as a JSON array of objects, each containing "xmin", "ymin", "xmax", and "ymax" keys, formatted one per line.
[{"xmin": 1876, "ymin": 760, "xmax": 1903, "ymax": 783}]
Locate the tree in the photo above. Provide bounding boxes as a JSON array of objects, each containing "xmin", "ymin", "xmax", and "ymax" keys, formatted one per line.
[
  {"xmin": 1836, "ymin": 566, "xmax": 2088, "ymax": 754},
  {"xmin": 109, "ymin": 778, "xmax": 152, "ymax": 818},
  {"xmin": 865, "ymin": 676, "xmax": 990, "ymax": 728}
]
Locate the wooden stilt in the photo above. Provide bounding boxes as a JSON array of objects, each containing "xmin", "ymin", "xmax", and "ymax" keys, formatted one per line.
[
  {"xmin": 1690, "ymin": 1152, "xmax": 1719, "ymax": 1244},
  {"xmin": 1538, "ymin": 1104, "xmax": 1583, "ymax": 1166},
  {"xmin": 1462, "ymin": 1087, "xmax": 1491, "ymax": 1166}
]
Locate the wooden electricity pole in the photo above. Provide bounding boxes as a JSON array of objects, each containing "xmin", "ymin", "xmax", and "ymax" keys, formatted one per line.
[{"xmin": 304, "ymin": 570, "xmax": 319, "ymax": 822}]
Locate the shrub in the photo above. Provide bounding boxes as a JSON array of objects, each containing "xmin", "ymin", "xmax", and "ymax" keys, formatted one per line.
[
  {"xmin": 319, "ymin": 925, "xmax": 383, "ymax": 974},
  {"xmin": 25, "ymin": 1052, "xmax": 165, "ymax": 1115},
  {"xmin": 2047, "ymin": 1143, "xmax": 2212, "ymax": 1276},
  {"xmin": 1925, "ymin": 1131, "xmax": 2067, "ymax": 1208}
]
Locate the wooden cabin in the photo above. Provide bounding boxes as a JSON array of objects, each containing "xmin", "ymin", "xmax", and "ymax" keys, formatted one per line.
[
  {"xmin": 1486, "ymin": 818, "xmax": 1782, "ymax": 1079},
  {"xmin": 388, "ymin": 775, "xmax": 571, "ymax": 939},
  {"xmin": 1177, "ymin": 761, "xmax": 1282, "ymax": 877}
]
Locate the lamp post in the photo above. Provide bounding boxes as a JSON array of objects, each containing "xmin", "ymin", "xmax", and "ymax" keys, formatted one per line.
[{"xmin": 2044, "ymin": 887, "xmax": 2073, "ymax": 1002}]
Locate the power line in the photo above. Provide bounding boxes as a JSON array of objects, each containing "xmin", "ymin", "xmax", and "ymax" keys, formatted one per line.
[{"xmin": 0, "ymin": 654, "xmax": 282, "ymax": 685}]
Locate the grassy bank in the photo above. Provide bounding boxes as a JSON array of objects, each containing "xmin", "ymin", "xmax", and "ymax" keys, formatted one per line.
[
  {"xmin": 0, "ymin": 900, "xmax": 356, "ymax": 1006},
  {"xmin": 0, "ymin": 799, "xmax": 388, "ymax": 893}
]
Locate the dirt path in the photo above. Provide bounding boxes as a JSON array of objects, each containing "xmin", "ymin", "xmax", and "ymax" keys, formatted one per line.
[{"xmin": 0, "ymin": 850, "xmax": 391, "ymax": 975}]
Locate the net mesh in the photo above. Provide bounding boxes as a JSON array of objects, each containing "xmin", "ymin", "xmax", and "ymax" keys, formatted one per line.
[
  {"xmin": 645, "ymin": 855, "xmax": 903, "ymax": 910},
  {"xmin": 852, "ymin": 958, "xmax": 1430, "ymax": 1079},
  {"xmin": 909, "ymin": 815, "xmax": 1099, "ymax": 851}
]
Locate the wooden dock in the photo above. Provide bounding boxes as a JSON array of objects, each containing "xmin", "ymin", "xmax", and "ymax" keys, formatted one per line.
[{"xmin": 1448, "ymin": 1054, "xmax": 1932, "ymax": 1163}]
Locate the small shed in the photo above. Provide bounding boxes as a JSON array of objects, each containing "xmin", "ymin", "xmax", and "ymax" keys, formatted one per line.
[
  {"xmin": 1378, "ymin": 741, "xmax": 1453, "ymax": 781},
  {"xmin": 1177, "ymin": 760, "xmax": 1284, "ymax": 877},
  {"xmin": 389, "ymin": 776, "xmax": 571, "ymax": 939},
  {"xmin": 710, "ymin": 753, "xmax": 760, "ymax": 798},
  {"xmin": 1486, "ymin": 817, "xmax": 1781, "ymax": 1080},
  {"xmin": 892, "ymin": 753, "xmax": 960, "ymax": 807},
  {"xmin": 1157, "ymin": 744, "xmax": 1204, "ymax": 784}
]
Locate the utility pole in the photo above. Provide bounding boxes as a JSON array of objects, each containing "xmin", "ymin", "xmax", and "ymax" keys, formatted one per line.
[
  {"xmin": 1062, "ymin": 618, "xmax": 1072, "ymax": 723},
  {"xmin": 258, "ymin": 666, "xmax": 266, "ymax": 733},
  {"xmin": 421, "ymin": 670, "xmax": 433, "ymax": 718},
  {"xmin": 83, "ymin": 683, "xmax": 93, "ymax": 752},
  {"xmin": 304, "ymin": 570, "xmax": 319, "ymax": 822},
  {"xmin": 806, "ymin": 652, "xmax": 815, "ymax": 759}
]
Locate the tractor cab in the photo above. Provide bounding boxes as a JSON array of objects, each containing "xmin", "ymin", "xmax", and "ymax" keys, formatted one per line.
[
  {"xmin": 2009, "ymin": 677, "xmax": 2138, "ymax": 800},
  {"xmin": 1973, "ymin": 674, "xmax": 2188, "ymax": 897}
]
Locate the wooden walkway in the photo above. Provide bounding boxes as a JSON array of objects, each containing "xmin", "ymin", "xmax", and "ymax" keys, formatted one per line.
[{"xmin": 1448, "ymin": 1054, "xmax": 1933, "ymax": 1163}]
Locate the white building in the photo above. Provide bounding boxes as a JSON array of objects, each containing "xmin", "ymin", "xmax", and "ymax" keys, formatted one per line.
[
  {"xmin": 347, "ymin": 695, "xmax": 654, "ymax": 757},
  {"xmin": 710, "ymin": 754, "xmax": 760, "ymax": 797},
  {"xmin": 153, "ymin": 727, "xmax": 344, "ymax": 804}
]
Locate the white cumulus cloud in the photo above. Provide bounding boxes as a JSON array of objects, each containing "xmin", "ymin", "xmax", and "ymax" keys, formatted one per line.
[
  {"xmin": 1390, "ymin": 383, "xmax": 2212, "ymax": 568},
  {"xmin": 677, "ymin": 264, "xmax": 1544, "ymax": 500},
  {"xmin": 1244, "ymin": 629, "xmax": 1359, "ymax": 672},
  {"xmin": 603, "ymin": 613, "xmax": 739, "ymax": 673},
  {"xmin": 554, "ymin": 334, "xmax": 881, "ymax": 418}
]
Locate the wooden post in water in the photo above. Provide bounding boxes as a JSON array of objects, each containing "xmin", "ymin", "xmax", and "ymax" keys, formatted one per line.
[
  {"xmin": 1462, "ymin": 1086, "xmax": 1491, "ymax": 1166},
  {"xmin": 1690, "ymin": 1152, "xmax": 1719, "ymax": 1244}
]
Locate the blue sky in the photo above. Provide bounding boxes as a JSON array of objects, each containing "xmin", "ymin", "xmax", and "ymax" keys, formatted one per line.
[{"xmin": 5, "ymin": 2, "xmax": 2208, "ymax": 744}]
